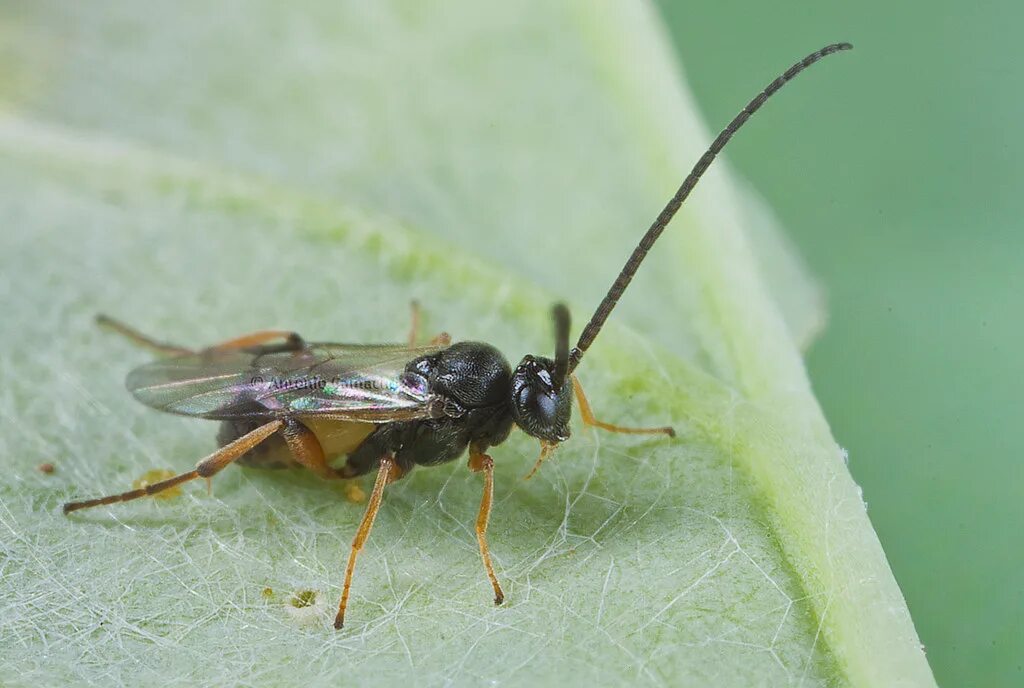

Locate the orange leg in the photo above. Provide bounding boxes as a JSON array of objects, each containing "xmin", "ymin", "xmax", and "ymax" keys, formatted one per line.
[
  {"xmin": 572, "ymin": 376, "xmax": 675, "ymax": 437},
  {"xmin": 468, "ymin": 446, "xmax": 505, "ymax": 605},
  {"xmin": 96, "ymin": 314, "xmax": 193, "ymax": 356},
  {"xmin": 206, "ymin": 330, "xmax": 305, "ymax": 354},
  {"xmin": 428, "ymin": 332, "xmax": 452, "ymax": 347},
  {"xmin": 523, "ymin": 441, "xmax": 557, "ymax": 481},
  {"xmin": 63, "ymin": 420, "xmax": 284, "ymax": 513},
  {"xmin": 280, "ymin": 419, "xmax": 341, "ymax": 480},
  {"xmin": 97, "ymin": 314, "xmax": 305, "ymax": 356},
  {"xmin": 407, "ymin": 300, "xmax": 451, "ymax": 348},
  {"xmin": 334, "ymin": 456, "xmax": 403, "ymax": 629},
  {"xmin": 407, "ymin": 300, "xmax": 421, "ymax": 347}
]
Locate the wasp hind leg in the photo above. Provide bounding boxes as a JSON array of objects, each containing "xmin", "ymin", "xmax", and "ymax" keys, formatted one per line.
[
  {"xmin": 280, "ymin": 419, "xmax": 344, "ymax": 480},
  {"xmin": 572, "ymin": 376, "xmax": 675, "ymax": 437},
  {"xmin": 96, "ymin": 314, "xmax": 193, "ymax": 356},
  {"xmin": 206, "ymin": 330, "xmax": 305, "ymax": 355},
  {"xmin": 62, "ymin": 420, "xmax": 285, "ymax": 513},
  {"xmin": 96, "ymin": 314, "xmax": 306, "ymax": 356}
]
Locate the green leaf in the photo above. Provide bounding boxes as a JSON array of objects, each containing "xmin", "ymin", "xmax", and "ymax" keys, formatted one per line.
[{"xmin": 0, "ymin": 2, "xmax": 933, "ymax": 686}]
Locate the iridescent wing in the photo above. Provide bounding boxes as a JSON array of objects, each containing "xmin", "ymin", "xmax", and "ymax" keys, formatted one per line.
[{"xmin": 125, "ymin": 343, "xmax": 447, "ymax": 422}]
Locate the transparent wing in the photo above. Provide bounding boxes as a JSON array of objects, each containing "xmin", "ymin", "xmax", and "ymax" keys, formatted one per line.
[{"xmin": 125, "ymin": 342, "xmax": 447, "ymax": 422}]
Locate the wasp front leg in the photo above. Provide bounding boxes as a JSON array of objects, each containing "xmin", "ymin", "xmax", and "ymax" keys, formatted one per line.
[
  {"xmin": 468, "ymin": 444, "xmax": 505, "ymax": 605},
  {"xmin": 572, "ymin": 376, "xmax": 675, "ymax": 437}
]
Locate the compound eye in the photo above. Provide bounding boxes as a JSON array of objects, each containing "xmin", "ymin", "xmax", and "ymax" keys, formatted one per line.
[
  {"xmin": 533, "ymin": 389, "xmax": 556, "ymax": 422},
  {"xmin": 516, "ymin": 385, "xmax": 552, "ymax": 423}
]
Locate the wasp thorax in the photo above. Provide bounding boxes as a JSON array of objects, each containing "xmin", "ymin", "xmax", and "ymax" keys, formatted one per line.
[
  {"xmin": 510, "ymin": 355, "xmax": 572, "ymax": 442},
  {"xmin": 410, "ymin": 341, "xmax": 512, "ymax": 409}
]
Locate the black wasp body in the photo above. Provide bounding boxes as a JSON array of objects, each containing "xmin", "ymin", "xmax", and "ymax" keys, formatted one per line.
[
  {"xmin": 344, "ymin": 341, "xmax": 540, "ymax": 476},
  {"xmin": 216, "ymin": 341, "xmax": 524, "ymax": 478},
  {"xmin": 62, "ymin": 43, "xmax": 853, "ymax": 630}
]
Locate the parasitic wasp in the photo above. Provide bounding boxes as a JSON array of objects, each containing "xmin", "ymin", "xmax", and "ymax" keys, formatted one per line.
[{"xmin": 63, "ymin": 43, "xmax": 853, "ymax": 629}]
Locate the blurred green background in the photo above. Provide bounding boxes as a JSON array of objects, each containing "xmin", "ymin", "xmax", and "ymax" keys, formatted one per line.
[{"xmin": 656, "ymin": 1, "xmax": 1023, "ymax": 686}]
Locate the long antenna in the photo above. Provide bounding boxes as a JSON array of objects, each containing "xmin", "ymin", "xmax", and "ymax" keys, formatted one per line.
[{"xmin": 568, "ymin": 42, "xmax": 852, "ymax": 372}]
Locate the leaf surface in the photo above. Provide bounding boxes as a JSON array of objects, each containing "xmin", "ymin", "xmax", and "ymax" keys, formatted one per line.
[{"xmin": 0, "ymin": 2, "xmax": 932, "ymax": 686}]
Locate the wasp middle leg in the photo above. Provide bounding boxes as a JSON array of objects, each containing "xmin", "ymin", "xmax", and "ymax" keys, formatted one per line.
[
  {"xmin": 334, "ymin": 455, "xmax": 404, "ymax": 629},
  {"xmin": 406, "ymin": 300, "xmax": 451, "ymax": 348}
]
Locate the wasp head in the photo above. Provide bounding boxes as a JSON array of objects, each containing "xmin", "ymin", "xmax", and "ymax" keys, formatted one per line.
[
  {"xmin": 511, "ymin": 303, "xmax": 574, "ymax": 443},
  {"xmin": 510, "ymin": 354, "xmax": 572, "ymax": 443}
]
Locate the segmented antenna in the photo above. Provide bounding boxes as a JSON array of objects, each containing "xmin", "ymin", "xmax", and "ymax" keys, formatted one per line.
[
  {"xmin": 551, "ymin": 303, "xmax": 571, "ymax": 390},
  {"xmin": 568, "ymin": 42, "xmax": 852, "ymax": 372}
]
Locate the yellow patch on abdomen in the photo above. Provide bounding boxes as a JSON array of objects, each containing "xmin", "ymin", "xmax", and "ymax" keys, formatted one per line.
[{"xmin": 302, "ymin": 419, "xmax": 376, "ymax": 463}]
